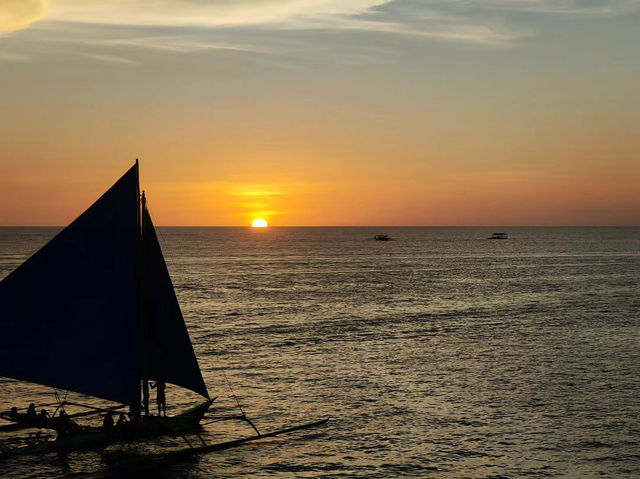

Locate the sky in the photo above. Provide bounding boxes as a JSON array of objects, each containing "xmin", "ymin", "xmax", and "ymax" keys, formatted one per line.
[{"xmin": 1, "ymin": 0, "xmax": 639, "ymax": 226}]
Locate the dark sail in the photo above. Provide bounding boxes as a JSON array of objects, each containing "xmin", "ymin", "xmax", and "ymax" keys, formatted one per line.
[
  {"xmin": 142, "ymin": 209, "xmax": 209, "ymax": 399},
  {"xmin": 0, "ymin": 165, "xmax": 141, "ymax": 405}
]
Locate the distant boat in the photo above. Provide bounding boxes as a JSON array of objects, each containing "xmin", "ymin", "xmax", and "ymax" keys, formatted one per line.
[
  {"xmin": 488, "ymin": 232, "xmax": 508, "ymax": 240},
  {"xmin": 374, "ymin": 234, "xmax": 392, "ymax": 241},
  {"xmin": 0, "ymin": 161, "xmax": 327, "ymax": 457}
]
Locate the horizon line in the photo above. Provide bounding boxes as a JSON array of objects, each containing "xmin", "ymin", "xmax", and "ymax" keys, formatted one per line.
[{"xmin": 1, "ymin": 224, "xmax": 639, "ymax": 228}]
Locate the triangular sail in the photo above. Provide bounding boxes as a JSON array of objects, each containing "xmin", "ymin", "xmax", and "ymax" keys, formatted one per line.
[
  {"xmin": 143, "ymin": 209, "xmax": 209, "ymax": 399},
  {"xmin": 0, "ymin": 165, "xmax": 142, "ymax": 405}
]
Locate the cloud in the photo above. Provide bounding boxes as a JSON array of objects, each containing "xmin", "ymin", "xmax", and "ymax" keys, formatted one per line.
[
  {"xmin": 450, "ymin": 0, "xmax": 640, "ymax": 16},
  {"xmin": 41, "ymin": 0, "xmax": 639, "ymax": 30},
  {"xmin": 2, "ymin": 0, "xmax": 638, "ymax": 47},
  {"xmin": 45, "ymin": 0, "xmax": 390, "ymax": 28},
  {"xmin": 0, "ymin": 0, "xmax": 47, "ymax": 33},
  {"xmin": 88, "ymin": 35, "xmax": 266, "ymax": 54},
  {"xmin": 32, "ymin": 0, "xmax": 529, "ymax": 46},
  {"xmin": 84, "ymin": 53, "xmax": 137, "ymax": 64},
  {"xmin": 0, "ymin": 51, "xmax": 31, "ymax": 61}
]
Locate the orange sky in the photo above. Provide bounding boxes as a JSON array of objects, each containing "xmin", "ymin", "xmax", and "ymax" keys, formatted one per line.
[{"xmin": 1, "ymin": 1, "xmax": 639, "ymax": 226}]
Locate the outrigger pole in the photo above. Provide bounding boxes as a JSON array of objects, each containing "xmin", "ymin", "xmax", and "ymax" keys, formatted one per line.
[
  {"xmin": 103, "ymin": 418, "xmax": 329, "ymax": 471},
  {"xmin": 162, "ymin": 418, "xmax": 329, "ymax": 458}
]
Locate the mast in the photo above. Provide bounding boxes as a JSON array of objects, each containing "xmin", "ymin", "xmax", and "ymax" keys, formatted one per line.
[
  {"xmin": 137, "ymin": 159, "xmax": 151, "ymax": 416},
  {"xmin": 136, "ymin": 158, "xmax": 209, "ymax": 411}
]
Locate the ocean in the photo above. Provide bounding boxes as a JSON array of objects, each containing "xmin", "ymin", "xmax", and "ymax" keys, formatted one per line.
[{"xmin": 0, "ymin": 227, "xmax": 638, "ymax": 478}]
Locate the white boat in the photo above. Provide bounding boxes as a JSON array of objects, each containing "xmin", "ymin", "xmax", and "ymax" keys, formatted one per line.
[{"xmin": 488, "ymin": 232, "xmax": 508, "ymax": 240}]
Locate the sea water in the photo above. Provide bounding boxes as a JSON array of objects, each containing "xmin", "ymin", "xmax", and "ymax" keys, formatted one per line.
[{"xmin": 0, "ymin": 227, "xmax": 638, "ymax": 478}]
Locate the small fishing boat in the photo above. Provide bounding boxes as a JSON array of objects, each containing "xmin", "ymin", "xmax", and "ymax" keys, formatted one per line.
[
  {"xmin": 374, "ymin": 234, "xmax": 391, "ymax": 241},
  {"xmin": 0, "ymin": 161, "xmax": 327, "ymax": 458},
  {"xmin": 488, "ymin": 232, "xmax": 508, "ymax": 240}
]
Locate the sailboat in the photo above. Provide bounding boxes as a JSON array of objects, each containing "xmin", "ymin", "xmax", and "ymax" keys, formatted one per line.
[{"xmin": 0, "ymin": 161, "xmax": 327, "ymax": 458}]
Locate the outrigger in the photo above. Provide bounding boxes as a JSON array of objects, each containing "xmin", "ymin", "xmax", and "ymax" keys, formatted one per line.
[{"xmin": 0, "ymin": 161, "xmax": 327, "ymax": 459}]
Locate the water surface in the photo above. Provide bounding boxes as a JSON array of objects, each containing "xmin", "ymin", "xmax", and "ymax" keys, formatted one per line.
[{"xmin": 0, "ymin": 227, "xmax": 638, "ymax": 478}]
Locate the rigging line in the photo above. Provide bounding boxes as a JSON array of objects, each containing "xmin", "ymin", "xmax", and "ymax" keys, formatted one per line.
[
  {"xmin": 147, "ymin": 204, "xmax": 182, "ymax": 301},
  {"xmin": 147, "ymin": 203, "xmax": 187, "ymax": 308},
  {"xmin": 51, "ymin": 390, "xmax": 68, "ymax": 418},
  {"xmin": 222, "ymin": 371, "xmax": 246, "ymax": 417},
  {"xmin": 53, "ymin": 390, "xmax": 68, "ymax": 405},
  {"xmin": 146, "ymin": 203, "xmax": 183, "ymax": 296},
  {"xmin": 146, "ymin": 201, "xmax": 173, "ymax": 264}
]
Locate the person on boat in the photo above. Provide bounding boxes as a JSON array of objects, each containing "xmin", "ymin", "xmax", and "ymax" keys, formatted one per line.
[
  {"xmin": 38, "ymin": 408, "xmax": 49, "ymax": 427},
  {"xmin": 9, "ymin": 407, "xmax": 19, "ymax": 421},
  {"xmin": 129, "ymin": 402, "xmax": 141, "ymax": 419},
  {"xmin": 21, "ymin": 403, "xmax": 38, "ymax": 425},
  {"xmin": 102, "ymin": 411, "xmax": 114, "ymax": 435},
  {"xmin": 115, "ymin": 413, "xmax": 128, "ymax": 434},
  {"xmin": 151, "ymin": 381, "xmax": 166, "ymax": 417},
  {"xmin": 57, "ymin": 409, "xmax": 76, "ymax": 436}
]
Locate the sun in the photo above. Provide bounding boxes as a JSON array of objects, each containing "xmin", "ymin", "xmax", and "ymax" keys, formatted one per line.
[{"xmin": 251, "ymin": 219, "xmax": 268, "ymax": 228}]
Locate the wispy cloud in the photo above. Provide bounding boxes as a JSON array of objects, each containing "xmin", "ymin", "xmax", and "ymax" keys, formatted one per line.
[
  {"xmin": 88, "ymin": 36, "xmax": 267, "ymax": 54},
  {"xmin": 0, "ymin": 0, "xmax": 47, "ymax": 33},
  {"xmin": 2, "ymin": 0, "xmax": 639, "ymax": 54},
  {"xmin": 0, "ymin": 0, "xmax": 528, "ymax": 48},
  {"xmin": 0, "ymin": 50, "xmax": 31, "ymax": 62},
  {"xmin": 84, "ymin": 52, "xmax": 137, "ymax": 64},
  {"xmin": 450, "ymin": 0, "xmax": 640, "ymax": 16},
  {"xmin": 45, "ymin": 1, "xmax": 393, "ymax": 29}
]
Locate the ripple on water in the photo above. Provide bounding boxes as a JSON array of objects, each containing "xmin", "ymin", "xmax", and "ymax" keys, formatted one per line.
[{"xmin": 0, "ymin": 227, "xmax": 638, "ymax": 478}]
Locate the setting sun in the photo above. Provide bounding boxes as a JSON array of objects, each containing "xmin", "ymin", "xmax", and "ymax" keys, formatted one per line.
[{"xmin": 251, "ymin": 219, "xmax": 268, "ymax": 228}]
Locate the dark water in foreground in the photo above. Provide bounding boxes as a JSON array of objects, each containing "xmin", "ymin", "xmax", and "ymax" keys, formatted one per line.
[{"xmin": 0, "ymin": 227, "xmax": 639, "ymax": 478}]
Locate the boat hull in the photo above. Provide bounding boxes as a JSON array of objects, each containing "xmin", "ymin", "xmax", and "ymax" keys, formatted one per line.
[{"xmin": 0, "ymin": 400, "xmax": 212, "ymax": 458}]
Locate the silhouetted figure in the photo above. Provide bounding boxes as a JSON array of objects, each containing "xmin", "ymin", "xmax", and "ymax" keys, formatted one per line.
[
  {"xmin": 151, "ymin": 381, "xmax": 166, "ymax": 417},
  {"xmin": 38, "ymin": 408, "xmax": 49, "ymax": 427},
  {"xmin": 26, "ymin": 403, "xmax": 37, "ymax": 418},
  {"xmin": 115, "ymin": 413, "xmax": 128, "ymax": 433},
  {"xmin": 102, "ymin": 411, "xmax": 114, "ymax": 435},
  {"xmin": 57, "ymin": 409, "xmax": 73, "ymax": 436},
  {"xmin": 129, "ymin": 402, "xmax": 141, "ymax": 419},
  {"xmin": 9, "ymin": 407, "xmax": 19, "ymax": 421},
  {"xmin": 128, "ymin": 412, "xmax": 141, "ymax": 434}
]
